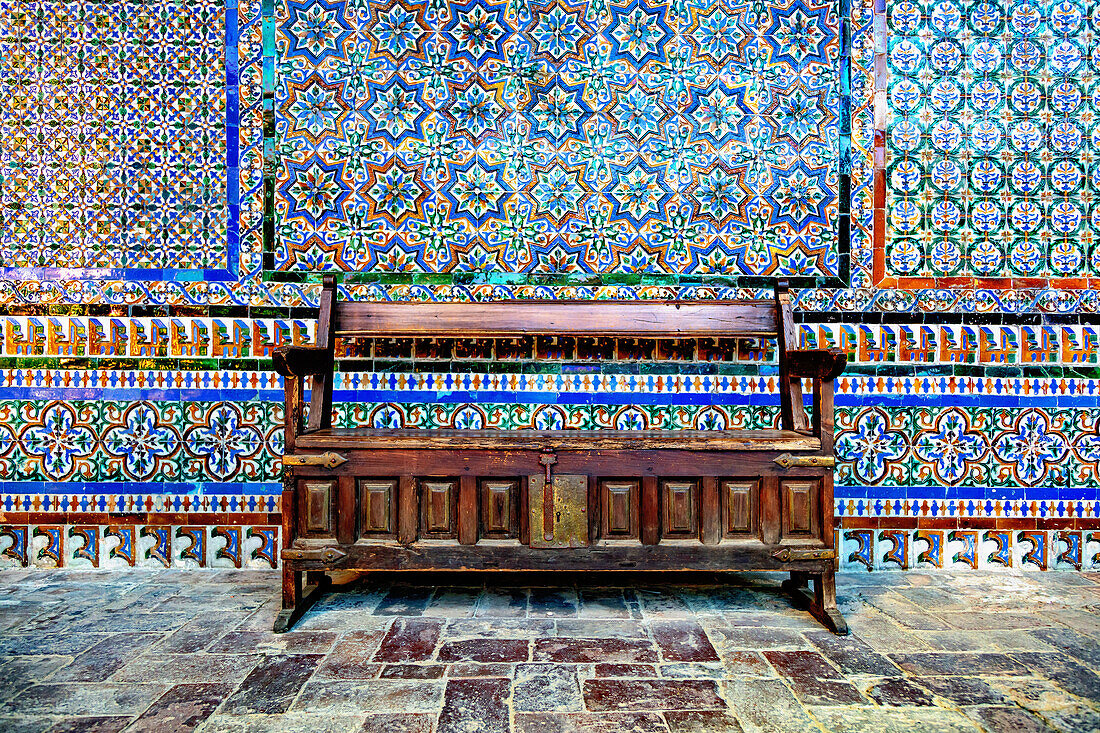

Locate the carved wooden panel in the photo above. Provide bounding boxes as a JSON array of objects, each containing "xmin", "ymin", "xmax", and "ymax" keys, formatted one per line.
[
  {"xmin": 360, "ymin": 479, "xmax": 397, "ymax": 538},
  {"xmin": 600, "ymin": 480, "xmax": 639, "ymax": 539},
  {"xmin": 780, "ymin": 478, "xmax": 820, "ymax": 540},
  {"xmin": 661, "ymin": 480, "xmax": 698, "ymax": 537},
  {"xmin": 300, "ymin": 479, "xmax": 335, "ymax": 537},
  {"xmin": 420, "ymin": 479, "xmax": 458, "ymax": 538},
  {"xmin": 722, "ymin": 480, "xmax": 758, "ymax": 538},
  {"xmin": 480, "ymin": 479, "xmax": 519, "ymax": 539}
]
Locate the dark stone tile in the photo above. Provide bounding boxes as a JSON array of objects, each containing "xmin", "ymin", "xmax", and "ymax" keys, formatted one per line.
[
  {"xmin": 1011, "ymin": 652, "xmax": 1100, "ymax": 703},
  {"xmin": 578, "ymin": 591, "xmax": 632, "ymax": 619},
  {"xmin": 359, "ymin": 714, "xmax": 433, "ymax": 733},
  {"xmin": 0, "ymin": 632, "xmax": 111, "ymax": 656},
  {"xmin": 1028, "ymin": 627, "xmax": 1100, "ymax": 667},
  {"xmin": 374, "ymin": 586, "xmax": 434, "ymax": 616},
  {"xmin": 317, "ymin": 629, "xmax": 387, "ymax": 678},
  {"xmin": 594, "ymin": 664, "xmax": 657, "ymax": 678},
  {"xmin": 112, "ymin": 653, "xmax": 262, "ymax": 684},
  {"xmin": 0, "ymin": 656, "xmax": 70, "ymax": 702},
  {"xmin": 438, "ymin": 638, "xmax": 529, "ymax": 662},
  {"xmin": 964, "ymin": 706, "xmax": 1057, "ymax": 733},
  {"xmin": 1044, "ymin": 704, "xmax": 1100, "ymax": 732},
  {"xmin": 124, "ymin": 682, "xmax": 231, "ymax": 732},
  {"xmin": 158, "ymin": 613, "xmax": 237, "ymax": 654},
  {"xmin": 475, "ymin": 589, "xmax": 528, "ymax": 618},
  {"xmin": 220, "ymin": 654, "xmax": 324, "ymax": 715},
  {"xmin": 63, "ymin": 613, "xmax": 186, "ymax": 635},
  {"xmin": 515, "ymin": 712, "xmax": 668, "ymax": 733},
  {"xmin": 45, "ymin": 717, "xmax": 131, "ymax": 733},
  {"xmin": 530, "ymin": 589, "xmax": 578, "ymax": 617},
  {"xmin": 380, "ymin": 665, "xmax": 445, "ymax": 679},
  {"xmin": 664, "ymin": 711, "xmax": 744, "ymax": 733},
  {"xmin": 867, "ymin": 678, "xmax": 934, "ymax": 707},
  {"xmin": 582, "ymin": 680, "xmax": 725, "ymax": 712},
  {"xmin": 888, "ymin": 653, "xmax": 1028, "ymax": 676},
  {"xmin": 207, "ymin": 630, "xmax": 338, "ymax": 654},
  {"xmin": 447, "ymin": 663, "xmax": 514, "ymax": 678},
  {"xmin": 651, "ymin": 622, "xmax": 719, "ymax": 663},
  {"xmin": 437, "ymin": 678, "xmax": 510, "ymax": 733},
  {"xmin": 710, "ymin": 627, "xmax": 806, "ymax": 649},
  {"xmin": 763, "ymin": 651, "xmax": 842, "ymax": 680},
  {"xmin": 804, "ymin": 631, "xmax": 900, "ymax": 676},
  {"xmin": 373, "ymin": 619, "xmax": 444, "ymax": 663},
  {"xmin": 534, "ymin": 638, "xmax": 657, "ymax": 663},
  {"xmin": 913, "ymin": 677, "xmax": 1007, "ymax": 706},
  {"xmin": 514, "ymin": 664, "xmax": 583, "ymax": 712}
]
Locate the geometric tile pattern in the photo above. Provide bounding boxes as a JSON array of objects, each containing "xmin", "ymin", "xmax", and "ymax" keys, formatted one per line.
[
  {"xmin": 883, "ymin": 0, "xmax": 1100, "ymax": 282},
  {"xmin": 273, "ymin": 0, "xmax": 841, "ymax": 275},
  {"xmin": 0, "ymin": 0, "xmax": 233, "ymax": 273}
]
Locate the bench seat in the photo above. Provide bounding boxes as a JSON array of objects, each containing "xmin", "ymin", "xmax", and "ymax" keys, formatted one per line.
[{"xmin": 295, "ymin": 428, "xmax": 820, "ymax": 452}]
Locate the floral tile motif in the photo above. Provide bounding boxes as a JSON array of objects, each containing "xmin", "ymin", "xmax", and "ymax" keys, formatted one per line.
[
  {"xmin": 0, "ymin": 0, "xmax": 240, "ymax": 276},
  {"xmin": 272, "ymin": 0, "xmax": 841, "ymax": 275},
  {"xmin": 883, "ymin": 0, "xmax": 1100, "ymax": 282}
]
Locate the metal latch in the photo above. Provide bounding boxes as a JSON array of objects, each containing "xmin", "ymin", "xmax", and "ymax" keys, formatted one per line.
[
  {"xmin": 774, "ymin": 453, "xmax": 835, "ymax": 469},
  {"xmin": 529, "ymin": 474, "xmax": 588, "ymax": 549},
  {"xmin": 772, "ymin": 547, "xmax": 836, "ymax": 562},
  {"xmin": 282, "ymin": 452, "xmax": 348, "ymax": 468},
  {"xmin": 281, "ymin": 546, "xmax": 348, "ymax": 563}
]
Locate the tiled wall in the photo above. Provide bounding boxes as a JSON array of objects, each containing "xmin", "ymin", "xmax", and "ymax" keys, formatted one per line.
[{"xmin": 0, "ymin": 0, "xmax": 1097, "ymax": 571}]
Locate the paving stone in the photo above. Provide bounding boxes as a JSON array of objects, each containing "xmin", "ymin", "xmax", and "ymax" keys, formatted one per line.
[
  {"xmin": 437, "ymin": 677, "xmax": 510, "ymax": 733},
  {"xmin": 380, "ymin": 664, "xmax": 446, "ymax": 679},
  {"xmin": 866, "ymin": 677, "xmax": 934, "ymax": 706},
  {"xmin": 962, "ymin": 705, "xmax": 1057, "ymax": 733},
  {"xmin": 530, "ymin": 589, "xmax": 579, "ymax": 618},
  {"xmin": 0, "ymin": 632, "xmax": 112, "ymax": 656},
  {"xmin": 448, "ymin": 619, "xmax": 555, "ymax": 638},
  {"xmin": 0, "ymin": 656, "xmax": 71, "ymax": 702},
  {"xmin": 913, "ymin": 629, "xmax": 1056, "ymax": 652},
  {"xmin": 1028, "ymin": 627, "xmax": 1100, "ymax": 667},
  {"xmin": 1012, "ymin": 652, "xmax": 1100, "ymax": 703},
  {"xmin": 763, "ymin": 651, "xmax": 863, "ymax": 705},
  {"xmin": 939, "ymin": 612, "xmax": 1052, "ymax": 630},
  {"xmin": 988, "ymin": 676, "xmax": 1086, "ymax": 711},
  {"xmin": 1042, "ymin": 703, "xmax": 1100, "ymax": 732},
  {"xmin": 514, "ymin": 712, "xmax": 669, "ymax": 733},
  {"xmin": 888, "ymin": 652, "xmax": 1029, "ymax": 676},
  {"xmin": 535, "ymin": 638, "xmax": 657, "ymax": 663},
  {"xmin": 373, "ymin": 619, "xmax": 444, "ymax": 662},
  {"xmin": 594, "ymin": 663, "xmax": 657, "ymax": 677},
  {"xmin": 359, "ymin": 714, "xmax": 434, "ymax": 733},
  {"xmin": 446, "ymin": 663, "xmax": 515, "ymax": 678},
  {"xmin": 425, "ymin": 588, "xmax": 483, "ymax": 618},
  {"xmin": 0, "ymin": 717, "xmax": 53, "ymax": 733},
  {"xmin": 708, "ymin": 627, "xmax": 807, "ymax": 650},
  {"xmin": 651, "ymin": 621, "xmax": 719, "ymax": 662},
  {"xmin": 220, "ymin": 654, "xmax": 325, "ymax": 715},
  {"xmin": 373, "ymin": 586, "xmax": 434, "ymax": 616},
  {"xmin": 658, "ymin": 663, "xmax": 725, "ymax": 678},
  {"xmin": 582, "ymin": 680, "xmax": 725, "ymax": 712},
  {"xmin": 803, "ymin": 631, "xmax": 900, "ymax": 676},
  {"xmin": 577, "ymin": 591, "xmax": 633, "ymax": 619},
  {"xmin": 438, "ymin": 638, "xmax": 529, "ymax": 662},
  {"xmin": 200, "ymin": 713, "xmax": 368, "ymax": 732},
  {"xmin": 554, "ymin": 620, "xmax": 647, "ymax": 639},
  {"xmin": 912, "ymin": 676, "xmax": 1008, "ymax": 706},
  {"xmin": 809, "ymin": 706, "xmax": 980, "ymax": 732},
  {"xmin": 475, "ymin": 589, "xmax": 528, "ymax": 618},
  {"xmin": 635, "ymin": 592, "xmax": 693, "ymax": 620},
  {"xmin": 124, "ymin": 682, "xmax": 230, "ymax": 732},
  {"xmin": 292, "ymin": 679, "xmax": 443, "ymax": 714},
  {"xmin": 317, "ymin": 630, "xmax": 387, "ymax": 678},
  {"xmin": 664, "ymin": 710, "xmax": 744, "ymax": 733},
  {"xmin": 723, "ymin": 679, "xmax": 816, "ymax": 733},
  {"xmin": 208, "ymin": 630, "xmax": 338, "ymax": 654},
  {"xmin": 0, "ymin": 684, "xmax": 168, "ymax": 716},
  {"xmin": 111, "ymin": 652, "xmax": 262, "ymax": 683},
  {"xmin": 514, "ymin": 664, "xmax": 583, "ymax": 712},
  {"xmin": 44, "ymin": 716, "xmax": 132, "ymax": 732},
  {"xmin": 719, "ymin": 651, "xmax": 774, "ymax": 677}
]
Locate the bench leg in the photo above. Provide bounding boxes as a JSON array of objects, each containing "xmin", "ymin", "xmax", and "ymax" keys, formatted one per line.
[
  {"xmin": 783, "ymin": 570, "xmax": 849, "ymax": 635},
  {"xmin": 273, "ymin": 567, "xmax": 330, "ymax": 633}
]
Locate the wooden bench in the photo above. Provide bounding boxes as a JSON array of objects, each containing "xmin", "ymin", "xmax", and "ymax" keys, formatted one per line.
[{"xmin": 273, "ymin": 276, "xmax": 849, "ymax": 634}]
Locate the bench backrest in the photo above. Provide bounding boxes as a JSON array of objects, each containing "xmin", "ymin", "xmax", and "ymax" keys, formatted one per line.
[{"xmin": 306, "ymin": 275, "xmax": 805, "ymax": 432}]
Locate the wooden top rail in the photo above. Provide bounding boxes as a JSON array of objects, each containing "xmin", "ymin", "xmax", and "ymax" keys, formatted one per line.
[{"xmin": 332, "ymin": 300, "xmax": 779, "ymax": 338}]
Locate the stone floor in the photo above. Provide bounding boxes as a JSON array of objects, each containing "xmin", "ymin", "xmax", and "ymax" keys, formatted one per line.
[{"xmin": 0, "ymin": 570, "xmax": 1099, "ymax": 733}]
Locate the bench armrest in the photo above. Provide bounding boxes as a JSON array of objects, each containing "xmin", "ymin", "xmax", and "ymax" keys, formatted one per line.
[
  {"xmin": 786, "ymin": 348, "xmax": 847, "ymax": 380},
  {"xmin": 273, "ymin": 345, "xmax": 333, "ymax": 378}
]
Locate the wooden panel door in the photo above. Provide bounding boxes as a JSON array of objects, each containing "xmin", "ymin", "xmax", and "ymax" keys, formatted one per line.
[
  {"xmin": 360, "ymin": 479, "xmax": 397, "ymax": 539},
  {"xmin": 420, "ymin": 479, "xmax": 458, "ymax": 539},
  {"xmin": 780, "ymin": 478, "xmax": 821, "ymax": 542},
  {"xmin": 480, "ymin": 479, "xmax": 519, "ymax": 539},
  {"xmin": 299, "ymin": 479, "xmax": 336, "ymax": 538},
  {"xmin": 661, "ymin": 480, "xmax": 699, "ymax": 538},
  {"xmin": 722, "ymin": 479, "xmax": 758, "ymax": 539},
  {"xmin": 600, "ymin": 480, "xmax": 639, "ymax": 540}
]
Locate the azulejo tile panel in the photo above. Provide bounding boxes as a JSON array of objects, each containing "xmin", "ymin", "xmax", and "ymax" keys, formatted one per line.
[
  {"xmin": 272, "ymin": 0, "xmax": 842, "ymax": 275},
  {"xmin": 882, "ymin": 0, "xmax": 1100, "ymax": 283}
]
